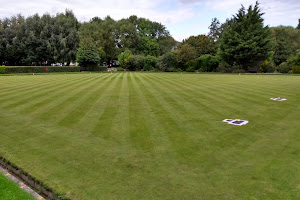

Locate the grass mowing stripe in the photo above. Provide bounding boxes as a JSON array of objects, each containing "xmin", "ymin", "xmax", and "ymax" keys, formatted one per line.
[
  {"xmin": 38, "ymin": 74, "xmax": 116, "ymax": 122},
  {"xmin": 24, "ymin": 74, "xmax": 111, "ymax": 118},
  {"xmin": 143, "ymin": 73, "xmax": 269, "ymax": 116},
  {"xmin": 107, "ymin": 73, "xmax": 131, "ymax": 145},
  {"xmin": 52, "ymin": 74, "xmax": 117, "ymax": 125},
  {"xmin": 141, "ymin": 73, "xmax": 239, "ymax": 117},
  {"xmin": 126, "ymin": 73, "xmax": 154, "ymax": 150},
  {"xmin": 133, "ymin": 73, "xmax": 200, "ymax": 161},
  {"xmin": 76, "ymin": 73, "xmax": 124, "ymax": 134},
  {"xmin": 2, "ymin": 75, "xmax": 94, "ymax": 110},
  {"xmin": 0, "ymin": 73, "xmax": 300, "ymax": 199},
  {"xmin": 91, "ymin": 73, "xmax": 124, "ymax": 139},
  {"xmin": 18, "ymin": 74, "xmax": 105, "ymax": 115},
  {"xmin": 126, "ymin": 73, "xmax": 170, "ymax": 149},
  {"xmin": 58, "ymin": 73, "xmax": 120, "ymax": 128},
  {"xmin": 0, "ymin": 75, "xmax": 79, "ymax": 102},
  {"xmin": 140, "ymin": 74, "xmax": 224, "ymax": 132}
]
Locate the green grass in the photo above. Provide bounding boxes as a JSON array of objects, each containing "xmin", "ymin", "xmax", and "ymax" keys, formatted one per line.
[
  {"xmin": 0, "ymin": 173, "xmax": 35, "ymax": 200},
  {"xmin": 0, "ymin": 72, "xmax": 299, "ymax": 199}
]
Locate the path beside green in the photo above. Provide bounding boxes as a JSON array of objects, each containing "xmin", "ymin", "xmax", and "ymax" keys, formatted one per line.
[{"xmin": 0, "ymin": 73, "xmax": 299, "ymax": 199}]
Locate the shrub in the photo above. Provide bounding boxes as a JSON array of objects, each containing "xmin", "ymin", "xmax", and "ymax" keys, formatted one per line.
[
  {"xmin": 0, "ymin": 65, "xmax": 5, "ymax": 74},
  {"xmin": 116, "ymin": 67, "xmax": 124, "ymax": 71},
  {"xmin": 143, "ymin": 55, "xmax": 157, "ymax": 71},
  {"xmin": 156, "ymin": 52, "xmax": 178, "ymax": 72},
  {"xmin": 186, "ymin": 66, "xmax": 195, "ymax": 72},
  {"xmin": 259, "ymin": 60, "xmax": 275, "ymax": 73},
  {"xmin": 171, "ymin": 68, "xmax": 182, "ymax": 72},
  {"xmin": 216, "ymin": 64, "xmax": 226, "ymax": 73},
  {"xmin": 277, "ymin": 62, "xmax": 290, "ymax": 73},
  {"xmin": 129, "ymin": 55, "xmax": 145, "ymax": 71},
  {"xmin": 195, "ymin": 54, "xmax": 219, "ymax": 72},
  {"xmin": 292, "ymin": 66, "xmax": 300, "ymax": 74},
  {"xmin": 5, "ymin": 66, "xmax": 80, "ymax": 74}
]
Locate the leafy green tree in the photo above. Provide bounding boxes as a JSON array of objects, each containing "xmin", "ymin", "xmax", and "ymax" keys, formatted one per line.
[
  {"xmin": 76, "ymin": 41, "xmax": 100, "ymax": 67},
  {"xmin": 174, "ymin": 43, "xmax": 197, "ymax": 70},
  {"xmin": 218, "ymin": 1, "xmax": 274, "ymax": 71},
  {"xmin": 271, "ymin": 26, "xmax": 300, "ymax": 65},
  {"xmin": 287, "ymin": 49, "xmax": 300, "ymax": 66},
  {"xmin": 183, "ymin": 35, "xmax": 217, "ymax": 57},
  {"xmin": 118, "ymin": 50, "xmax": 132, "ymax": 69},
  {"xmin": 208, "ymin": 18, "xmax": 222, "ymax": 42}
]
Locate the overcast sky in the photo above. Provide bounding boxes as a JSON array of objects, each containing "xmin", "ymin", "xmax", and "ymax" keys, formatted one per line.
[{"xmin": 0, "ymin": 0, "xmax": 299, "ymax": 41}]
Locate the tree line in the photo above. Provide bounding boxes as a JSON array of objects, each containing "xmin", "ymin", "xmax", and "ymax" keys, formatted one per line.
[{"xmin": 1, "ymin": 2, "xmax": 300, "ymax": 73}]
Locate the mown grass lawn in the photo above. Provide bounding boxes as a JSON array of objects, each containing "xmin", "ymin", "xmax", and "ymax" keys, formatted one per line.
[
  {"xmin": 0, "ymin": 173, "xmax": 35, "ymax": 200},
  {"xmin": 0, "ymin": 72, "xmax": 299, "ymax": 199}
]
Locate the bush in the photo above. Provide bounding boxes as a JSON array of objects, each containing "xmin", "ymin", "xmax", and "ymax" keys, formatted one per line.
[
  {"xmin": 156, "ymin": 52, "xmax": 178, "ymax": 72},
  {"xmin": 117, "ymin": 67, "xmax": 124, "ymax": 71},
  {"xmin": 5, "ymin": 66, "xmax": 80, "ymax": 74},
  {"xmin": 0, "ymin": 65, "xmax": 5, "ymax": 74},
  {"xmin": 186, "ymin": 66, "xmax": 195, "ymax": 72},
  {"xmin": 143, "ymin": 55, "xmax": 157, "ymax": 71},
  {"xmin": 129, "ymin": 55, "xmax": 145, "ymax": 71},
  {"xmin": 292, "ymin": 66, "xmax": 300, "ymax": 74},
  {"xmin": 216, "ymin": 64, "xmax": 226, "ymax": 73},
  {"xmin": 171, "ymin": 68, "xmax": 182, "ymax": 72},
  {"xmin": 258, "ymin": 60, "xmax": 275, "ymax": 73},
  {"xmin": 277, "ymin": 62, "xmax": 290, "ymax": 73},
  {"xmin": 195, "ymin": 54, "xmax": 219, "ymax": 72}
]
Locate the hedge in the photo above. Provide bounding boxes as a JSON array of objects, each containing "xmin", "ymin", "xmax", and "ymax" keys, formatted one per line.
[
  {"xmin": 0, "ymin": 65, "xmax": 5, "ymax": 74},
  {"xmin": 85, "ymin": 66, "xmax": 108, "ymax": 71},
  {"xmin": 5, "ymin": 66, "xmax": 80, "ymax": 74}
]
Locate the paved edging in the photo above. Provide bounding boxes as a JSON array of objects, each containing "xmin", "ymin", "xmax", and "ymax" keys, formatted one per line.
[{"xmin": 0, "ymin": 165, "xmax": 45, "ymax": 200}]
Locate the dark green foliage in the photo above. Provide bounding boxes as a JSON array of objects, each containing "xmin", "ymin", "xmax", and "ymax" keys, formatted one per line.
[
  {"xmin": 86, "ymin": 66, "xmax": 107, "ymax": 71},
  {"xmin": 271, "ymin": 26, "xmax": 300, "ymax": 66},
  {"xmin": 76, "ymin": 45, "xmax": 100, "ymax": 67},
  {"xmin": 128, "ymin": 55, "xmax": 145, "ymax": 71},
  {"xmin": 277, "ymin": 62, "xmax": 290, "ymax": 73},
  {"xmin": 156, "ymin": 52, "xmax": 178, "ymax": 71},
  {"xmin": 5, "ymin": 66, "xmax": 80, "ymax": 73},
  {"xmin": 218, "ymin": 2, "xmax": 274, "ymax": 71},
  {"xmin": 186, "ymin": 66, "xmax": 195, "ymax": 72},
  {"xmin": 116, "ymin": 67, "xmax": 124, "ymax": 71},
  {"xmin": 287, "ymin": 50, "xmax": 300, "ymax": 66},
  {"xmin": 292, "ymin": 66, "xmax": 300, "ymax": 74},
  {"xmin": 174, "ymin": 44, "xmax": 197, "ymax": 70},
  {"xmin": 195, "ymin": 54, "xmax": 220, "ymax": 72},
  {"xmin": 143, "ymin": 55, "xmax": 157, "ymax": 71},
  {"xmin": 208, "ymin": 18, "xmax": 222, "ymax": 42},
  {"xmin": 0, "ymin": 11, "xmax": 79, "ymax": 66},
  {"xmin": 0, "ymin": 65, "xmax": 5, "ymax": 74},
  {"xmin": 182, "ymin": 35, "xmax": 217, "ymax": 57},
  {"xmin": 262, "ymin": 60, "xmax": 275, "ymax": 73}
]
